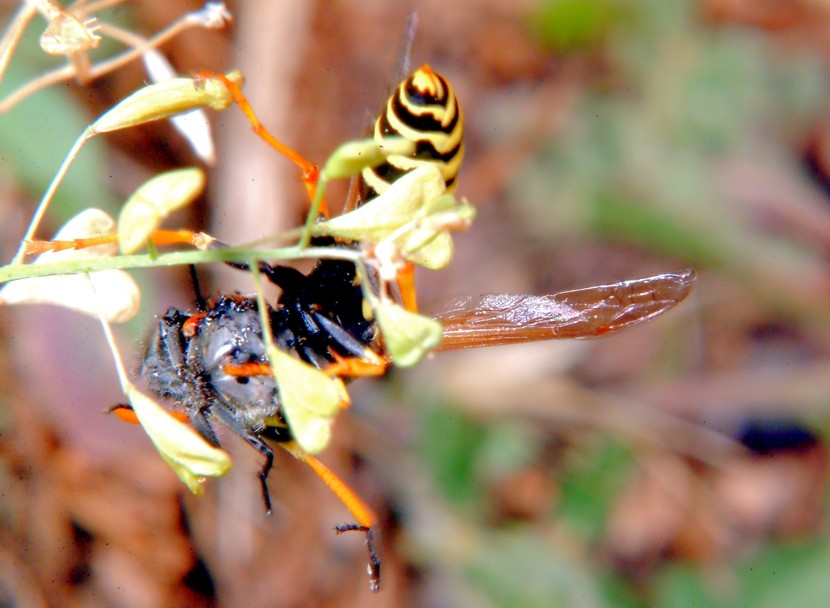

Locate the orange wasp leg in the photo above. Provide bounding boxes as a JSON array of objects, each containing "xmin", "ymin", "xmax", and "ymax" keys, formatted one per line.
[
  {"xmin": 323, "ymin": 350, "xmax": 388, "ymax": 378},
  {"xmin": 283, "ymin": 444, "xmax": 381, "ymax": 592},
  {"xmin": 113, "ymin": 402, "xmax": 381, "ymax": 588},
  {"xmin": 395, "ymin": 261, "xmax": 418, "ymax": 313},
  {"xmin": 109, "ymin": 404, "xmax": 189, "ymax": 425},
  {"xmin": 25, "ymin": 228, "xmax": 213, "ymax": 256},
  {"xmin": 222, "ymin": 350, "xmax": 389, "ymax": 380},
  {"xmin": 198, "ymin": 71, "xmax": 329, "ymax": 217}
]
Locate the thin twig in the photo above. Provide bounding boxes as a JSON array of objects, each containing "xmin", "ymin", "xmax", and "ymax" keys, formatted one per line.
[
  {"xmin": 0, "ymin": 9, "xmax": 210, "ymax": 113},
  {"xmin": 0, "ymin": 2, "xmax": 38, "ymax": 86}
]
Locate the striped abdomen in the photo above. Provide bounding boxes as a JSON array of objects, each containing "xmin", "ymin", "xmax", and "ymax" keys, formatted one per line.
[{"xmin": 359, "ymin": 64, "xmax": 463, "ymax": 202}]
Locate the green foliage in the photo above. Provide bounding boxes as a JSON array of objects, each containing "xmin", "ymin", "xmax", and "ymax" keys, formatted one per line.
[
  {"xmin": 476, "ymin": 421, "xmax": 542, "ymax": 480},
  {"xmin": 456, "ymin": 1, "xmax": 830, "ymax": 604},
  {"xmin": 654, "ymin": 541, "xmax": 830, "ymax": 608},
  {"xmin": 558, "ymin": 439, "xmax": 634, "ymax": 543},
  {"xmin": 418, "ymin": 405, "xmax": 547, "ymax": 508},
  {"xmin": 418, "ymin": 402, "xmax": 489, "ymax": 506},
  {"xmin": 531, "ymin": 0, "xmax": 629, "ymax": 52},
  {"xmin": 466, "ymin": 529, "xmax": 608, "ymax": 608},
  {"xmin": 513, "ymin": 0, "xmax": 829, "ymax": 321}
]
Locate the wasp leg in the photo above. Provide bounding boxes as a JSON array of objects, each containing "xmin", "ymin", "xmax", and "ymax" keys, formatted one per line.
[
  {"xmin": 25, "ymin": 233, "xmax": 117, "ymax": 254},
  {"xmin": 396, "ymin": 261, "xmax": 419, "ymax": 313},
  {"xmin": 112, "ymin": 403, "xmax": 219, "ymax": 447},
  {"xmin": 324, "ymin": 351, "xmax": 387, "ymax": 378},
  {"xmin": 311, "ymin": 313, "xmax": 370, "ymax": 358},
  {"xmin": 25, "ymin": 228, "xmax": 214, "ymax": 255},
  {"xmin": 307, "ymin": 314, "xmax": 388, "ymax": 377},
  {"xmin": 221, "ymin": 356, "xmax": 369, "ymax": 383},
  {"xmin": 108, "ymin": 404, "xmax": 191, "ymax": 425},
  {"xmin": 109, "ymin": 404, "xmax": 140, "ymax": 424},
  {"xmin": 336, "ymin": 525, "xmax": 381, "ymax": 593},
  {"xmin": 280, "ymin": 442, "xmax": 381, "ymax": 592},
  {"xmin": 198, "ymin": 71, "xmax": 328, "ymax": 217}
]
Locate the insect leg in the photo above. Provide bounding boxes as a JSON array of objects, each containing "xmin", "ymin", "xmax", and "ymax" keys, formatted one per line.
[
  {"xmin": 336, "ymin": 525, "xmax": 380, "ymax": 593},
  {"xmin": 323, "ymin": 351, "xmax": 388, "ymax": 378},
  {"xmin": 209, "ymin": 403, "xmax": 276, "ymax": 513},
  {"xmin": 197, "ymin": 71, "xmax": 327, "ymax": 215},
  {"xmin": 188, "ymin": 408, "xmax": 221, "ymax": 448},
  {"xmin": 250, "ymin": 260, "xmax": 307, "ymax": 294},
  {"xmin": 25, "ymin": 228, "xmax": 212, "ymax": 255},
  {"xmin": 109, "ymin": 404, "xmax": 140, "ymax": 424},
  {"xmin": 218, "ymin": 258, "xmax": 308, "ymax": 298},
  {"xmin": 108, "ymin": 404, "xmax": 189, "ymax": 425},
  {"xmin": 306, "ymin": 314, "xmax": 388, "ymax": 377},
  {"xmin": 281, "ymin": 443, "xmax": 381, "ymax": 592},
  {"xmin": 395, "ymin": 261, "xmax": 418, "ymax": 312}
]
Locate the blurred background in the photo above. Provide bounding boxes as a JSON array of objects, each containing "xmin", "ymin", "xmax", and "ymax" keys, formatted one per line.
[{"xmin": 2, "ymin": 0, "xmax": 830, "ymax": 606}]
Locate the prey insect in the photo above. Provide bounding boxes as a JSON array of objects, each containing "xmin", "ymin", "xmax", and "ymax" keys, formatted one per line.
[{"xmin": 135, "ymin": 259, "xmax": 385, "ymax": 588}]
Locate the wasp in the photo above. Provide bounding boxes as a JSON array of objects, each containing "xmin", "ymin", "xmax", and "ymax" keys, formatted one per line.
[
  {"xmin": 128, "ymin": 65, "xmax": 464, "ymax": 592},
  {"xmin": 116, "ymin": 65, "xmax": 694, "ymax": 592}
]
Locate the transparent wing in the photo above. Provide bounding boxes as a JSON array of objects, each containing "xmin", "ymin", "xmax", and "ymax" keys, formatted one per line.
[
  {"xmin": 432, "ymin": 270, "xmax": 696, "ymax": 351},
  {"xmin": 342, "ymin": 13, "xmax": 419, "ymax": 214}
]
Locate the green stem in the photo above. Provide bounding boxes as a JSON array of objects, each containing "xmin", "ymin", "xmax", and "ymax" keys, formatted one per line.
[
  {"xmin": 0, "ymin": 245, "xmax": 360, "ymax": 284},
  {"xmin": 298, "ymin": 175, "xmax": 330, "ymax": 249},
  {"xmin": 11, "ymin": 128, "xmax": 92, "ymax": 265}
]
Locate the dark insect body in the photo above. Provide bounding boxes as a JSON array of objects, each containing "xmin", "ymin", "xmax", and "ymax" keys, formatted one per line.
[
  {"xmin": 141, "ymin": 259, "xmax": 375, "ymax": 507},
  {"xmin": 140, "ymin": 257, "xmax": 385, "ymax": 590}
]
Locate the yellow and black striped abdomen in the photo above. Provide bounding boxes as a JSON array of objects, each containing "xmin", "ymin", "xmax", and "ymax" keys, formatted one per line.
[{"xmin": 360, "ymin": 64, "xmax": 464, "ymax": 202}]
